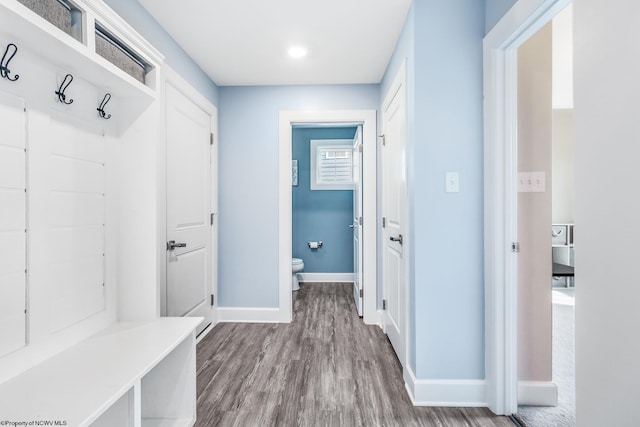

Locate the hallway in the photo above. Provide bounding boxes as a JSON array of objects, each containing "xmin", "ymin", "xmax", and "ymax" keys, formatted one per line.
[{"xmin": 196, "ymin": 283, "xmax": 513, "ymax": 426}]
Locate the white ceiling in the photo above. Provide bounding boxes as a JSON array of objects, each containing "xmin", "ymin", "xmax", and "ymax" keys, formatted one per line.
[{"xmin": 138, "ymin": 0, "xmax": 412, "ymax": 86}]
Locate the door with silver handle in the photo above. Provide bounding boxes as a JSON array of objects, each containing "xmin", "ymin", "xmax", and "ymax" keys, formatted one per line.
[
  {"xmin": 389, "ymin": 234, "xmax": 403, "ymax": 245},
  {"xmin": 166, "ymin": 240, "xmax": 187, "ymax": 250}
]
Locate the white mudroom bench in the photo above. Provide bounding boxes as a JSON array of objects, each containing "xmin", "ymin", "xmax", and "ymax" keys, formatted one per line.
[{"xmin": 0, "ymin": 317, "xmax": 201, "ymax": 427}]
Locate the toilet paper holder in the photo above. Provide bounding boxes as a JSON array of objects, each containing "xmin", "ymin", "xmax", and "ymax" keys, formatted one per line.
[{"xmin": 308, "ymin": 241, "xmax": 323, "ymax": 249}]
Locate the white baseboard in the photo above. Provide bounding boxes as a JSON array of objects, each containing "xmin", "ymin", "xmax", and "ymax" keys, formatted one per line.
[
  {"xmin": 298, "ymin": 272, "xmax": 354, "ymax": 283},
  {"xmin": 217, "ymin": 307, "xmax": 281, "ymax": 323},
  {"xmin": 518, "ymin": 381, "xmax": 558, "ymax": 406},
  {"xmin": 405, "ymin": 365, "xmax": 487, "ymax": 407}
]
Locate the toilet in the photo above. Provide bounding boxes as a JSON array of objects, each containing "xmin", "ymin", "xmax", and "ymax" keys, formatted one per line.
[{"xmin": 292, "ymin": 258, "xmax": 304, "ymax": 291}]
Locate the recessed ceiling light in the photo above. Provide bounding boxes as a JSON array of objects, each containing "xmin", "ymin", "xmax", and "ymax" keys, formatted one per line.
[{"xmin": 288, "ymin": 46, "xmax": 307, "ymax": 59}]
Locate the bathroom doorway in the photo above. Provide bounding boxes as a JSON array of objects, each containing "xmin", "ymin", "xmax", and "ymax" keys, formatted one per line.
[
  {"xmin": 291, "ymin": 124, "xmax": 358, "ymax": 287},
  {"xmin": 278, "ymin": 110, "xmax": 377, "ymax": 324}
]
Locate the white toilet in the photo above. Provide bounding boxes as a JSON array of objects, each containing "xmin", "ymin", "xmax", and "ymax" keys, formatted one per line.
[{"xmin": 292, "ymin": 258, "xmax": 304, "ymax": 291}]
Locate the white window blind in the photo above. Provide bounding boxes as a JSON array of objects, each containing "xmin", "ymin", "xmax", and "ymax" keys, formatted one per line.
[{"xmin": 310, "ymin": 139, "xmax": 354, "ymax": 190}]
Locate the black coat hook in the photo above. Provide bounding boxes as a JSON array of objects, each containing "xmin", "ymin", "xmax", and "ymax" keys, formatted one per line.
[
  {"xmin": 0, "ymin": 43, "xmax": 19, "ymax": 82},
  {"xmin": 55, "ymin": 74, "xmax": 74, "ymax": 104},
  {"xmin": 97, "ymin": 93, "xmax": 111, "ymax": 119}
]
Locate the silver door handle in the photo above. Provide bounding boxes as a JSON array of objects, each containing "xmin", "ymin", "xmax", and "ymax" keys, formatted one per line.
[
  {"xmin": 349, "ymin": 224, "xmax": 355, "ymax": 228},
  {"xmin": 390, "ymin": 234, "xmax": 403, "ymax": 245},
  {"xmin": 167, "ymin": 240, "xmax": 187, "ymax": 250}
]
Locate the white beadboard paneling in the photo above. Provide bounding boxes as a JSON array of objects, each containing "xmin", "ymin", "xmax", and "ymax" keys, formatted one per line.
[
  {"xmin": 49, "ymin": 155, "xmax": 105, "ymax": 194},
  {"xmin": 0, "ymin": 93, "xmax": 26, "ymax": 149},
  {"xmin": 0, "ymin": 273, "xmax": 25, "ymax": 314},
  {"xmin": 49, "ymin": 192, "xmax": 105, "ymax": 227},
  {"xmin": 49, "ymin": 225, "xmax": 105, "ymax": 264},
  {"xmin": 50, "ymin": 255, "xmax": 104, "ymax": 297},
  {"xmin": 0, "ymin": 92, "xmax": 25, "ymax": 358},
  {"xmin": 48, "ymin": 129, "xmax": 106, "ymax": 164},
  {"xmin": 0, "ymin": 146, "xmax": 26, "ymax": 189},
  {"xmin": 0, "ymin": 312, "xmax": 26, "ymax": 356},
  {"xmin": 45, "ymin": 118, "xmax": 106, "ymax": 333},
  {"xmin": 0, "ymin": 191, "xmax": 26, "ymax": 231},
  {"xmin": 51, "ymin": 282, "xmax": 105, "ymax": 333},
  {"xmin": 0, "ymin": 232, "xmax": 26, "ymax": 275}
]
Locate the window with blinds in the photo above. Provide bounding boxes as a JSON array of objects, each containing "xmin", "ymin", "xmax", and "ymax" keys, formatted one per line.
[{"xmin": 310, "ymin": 139, "xmax": 354, "ymax": 190}]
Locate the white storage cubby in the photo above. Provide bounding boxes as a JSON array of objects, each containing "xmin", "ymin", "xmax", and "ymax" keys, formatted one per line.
[
  {"xmin": 552, "ymin": 223, "xmax": 574, "ymax": 287},
  {"xmin": 0, "ymin": 318, "xmax": 200, "ymax": 426}
]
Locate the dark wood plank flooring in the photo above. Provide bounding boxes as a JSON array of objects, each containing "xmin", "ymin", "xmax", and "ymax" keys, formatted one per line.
[{"xmin": 196, "ymin": 283, "xmax": 513, "ymax": 427}]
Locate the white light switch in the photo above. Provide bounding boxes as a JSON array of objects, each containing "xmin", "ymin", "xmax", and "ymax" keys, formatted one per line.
[
  {"xmin": 530, "ymin": 171, "xmax": 546, "ymax": 192},
  {"xmin": 446, "ymin": 172, "xmax": 459, "ymax": 193},
  {"xmin": 518, "ymin": 171, "xmax": 546, "ymax": 192}
]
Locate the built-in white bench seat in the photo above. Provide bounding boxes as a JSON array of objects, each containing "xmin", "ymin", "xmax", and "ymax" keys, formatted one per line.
[{"xmin": 0, "ymin": 317, "xmax": 201, "ymax": 427}]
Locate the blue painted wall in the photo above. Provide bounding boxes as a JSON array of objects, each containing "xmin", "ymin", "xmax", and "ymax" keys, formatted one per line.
[
  {"xmin": 104, "ymin": 0, "xmax": 219, "ymax": 105},
  {"xmin": 485, "ymin": 0, "xmax": 518, "ymax": 34},
  {"xmin": 218, "ymin": 85, "xmax": 379, "ymax": 308},
  {"xmin": 380, "ymin": 0, "xmax": 485, "ymax": 380},
  {"xmin": 292, "ymin": 127, "xmax": 356, "ymax": 273}
]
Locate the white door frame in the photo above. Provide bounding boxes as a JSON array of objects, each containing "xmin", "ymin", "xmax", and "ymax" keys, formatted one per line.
[
  {"xmin": 483, "ymin": 0, "xmax": 571, "ymax": 415},
  {"xmin": 159, "ymin": 66, "xmax": 218, "ymax": 333},
  {"xmin": 278, "ymin": 110, "xmax": 377, "ymax": 324}
]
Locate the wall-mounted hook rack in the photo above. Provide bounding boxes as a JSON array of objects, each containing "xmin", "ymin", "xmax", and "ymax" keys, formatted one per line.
[
  {"xmin": 0, "ymin": 43, "xmax": 19, "ymax": 82},
  {"xmin": 55, "ymin": 73, "xmax": 74, "ymax": 104},
  {"xmin": 97, "ymin": 93, "xmax": 111, "ymax": 119}
]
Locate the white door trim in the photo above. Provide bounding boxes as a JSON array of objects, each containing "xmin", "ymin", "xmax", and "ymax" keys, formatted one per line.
[
  {"xmin": 483, "ymin": 0, "xmax": 571, "ymax": 415},
  {"xmin": 278, "ymin": 110, "xmax": 377, "ymax": 324},
  {"xmin": 160, "ymin": 66, "xmax": 218, "ymax": 324}
]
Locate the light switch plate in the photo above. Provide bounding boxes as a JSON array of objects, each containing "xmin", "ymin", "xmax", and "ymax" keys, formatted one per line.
[
  {"xmin": 518, "ymin": 171, "xmax": 546, "ymax": 192},
  {"xmin": 446, "ymin": 172, "xmax": 459, "ymax": 193}
]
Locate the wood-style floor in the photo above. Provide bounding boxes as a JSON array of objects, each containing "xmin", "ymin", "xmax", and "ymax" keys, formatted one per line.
[{"xmin": 196, "ymin": 283, "xmax": 514, "ymax": 427}]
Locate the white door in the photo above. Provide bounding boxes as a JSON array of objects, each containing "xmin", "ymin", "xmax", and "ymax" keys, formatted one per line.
[
  {"xmin": 382, "ymin": 74, "xmax": 407, "ymax": 364},
  {"xmin": 352, "ymin": 126, "xmax": 363, "ymax": 316},
  {"xmin": 166, "ymin": 83, "xmax": 212, "ymax": 335}
]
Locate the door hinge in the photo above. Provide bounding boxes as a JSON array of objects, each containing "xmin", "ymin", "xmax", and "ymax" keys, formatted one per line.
[
  {"xmin": 358, "ymin": 144, "xmax": 363, "ymax": 153},
  {"xmin": 211, "ymin": 294, "xmax": 215, "ymax": 306},
  {"xmin": 210, "ymin": 133, "xmax": 214, "ymax": 146},
  {"xmin": 359, "ymin": 216, "xmax": 363, "ymax": 226},
  {"xmin": 359, "ymin": 289, "xmax": 363, "ymax": 298},
  {"xmin": 382, "ymin": 217, "xmax": 386, "ymax": 228},
  {"xmin": 511, "ymin": 242, "xmax": 520, "ymax": 253},
  {"xmin": 382, "ymin": 299, "xmax": 387, "ymax": 310},
  {"xmin": 378, "ymin": 134, "xmax": 386, "ymax": 146},
  {"xmin": 210, "ymin": 212, "xmax": 215, "ymax": 225}
]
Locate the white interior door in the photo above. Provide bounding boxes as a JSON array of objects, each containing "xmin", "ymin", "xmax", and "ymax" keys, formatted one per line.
[
  {"xmin": 352, "ymin": 126, "xmax": 363, "ymax": 316},
  {"xmin": 382, "ymin": 75, "xmax": 407, "ymax": 364},
  {"xmin": 166, "ymin": 83, "xmax": 212, "ymax": 335}
]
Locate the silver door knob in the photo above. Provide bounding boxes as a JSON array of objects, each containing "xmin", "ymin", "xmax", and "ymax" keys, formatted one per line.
[
  {"xmin": 349, "ymin": 224, "xmax": 355, "ymax": 228},
  {"xmin": 167, "ymin": 240, "xmax": 187, "ymax": 250},
  {"xmin": 390, "ymin": 234, "xmax": 403, "ymax": 245}
]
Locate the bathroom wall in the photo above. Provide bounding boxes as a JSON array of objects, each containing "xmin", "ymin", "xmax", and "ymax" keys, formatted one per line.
[{"xmin": 292, "ymin": 127, "xmax": 356, "ymax": 273}]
